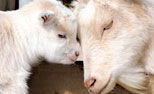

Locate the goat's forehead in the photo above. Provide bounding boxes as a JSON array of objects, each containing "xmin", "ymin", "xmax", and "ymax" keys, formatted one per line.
[
  {"xmin": 78, "ymin": 4, "xmax": 115, "ymax": 37},
  {"xmin": 59, "ymin": 17, "xmax": 77, "ymax": 35},
  {"xmin": 79, "ymin": 1, "xmax": 115, "ymax": 24}
]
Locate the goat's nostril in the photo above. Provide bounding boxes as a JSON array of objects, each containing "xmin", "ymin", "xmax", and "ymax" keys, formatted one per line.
[
  {"xmin": 75, "ymin": 51, "xmax": 79, "ymax": 57},
  {"xmin": 85, "ymin": 78, "xmax": 96, "ymax": 89}
]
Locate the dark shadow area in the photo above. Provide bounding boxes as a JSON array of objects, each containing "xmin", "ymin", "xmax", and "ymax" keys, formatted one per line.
[{"xmin": 28, "ymin": 61, "xmax": 132, "ymax": 94}]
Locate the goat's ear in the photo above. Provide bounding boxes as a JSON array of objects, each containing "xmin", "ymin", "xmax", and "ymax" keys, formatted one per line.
[{"xmin": 40, "ymin": 10, "xmax": 55, "ymax": 24}]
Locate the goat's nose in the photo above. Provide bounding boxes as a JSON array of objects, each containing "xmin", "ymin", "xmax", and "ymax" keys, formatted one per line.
[
  {"xmin": 75, "ymin": 51, "xmax": 79, "ymax": 57},
  {"xmin": 85, "ymin": 78, "xmax": 96, "ymax": 89}
]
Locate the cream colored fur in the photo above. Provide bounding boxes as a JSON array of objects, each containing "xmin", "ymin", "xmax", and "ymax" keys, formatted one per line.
[
  {"xmin": 0, "ymin": 0, "xmax": 79, "ymax": 94},
  {"xmin": 74, "ymin": 0, "xmax": 154, "ymax": 94}
]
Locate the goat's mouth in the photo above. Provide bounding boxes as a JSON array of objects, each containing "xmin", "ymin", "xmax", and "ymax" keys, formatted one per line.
[
  {"xmin": 68, "ymin": 57, "xmax": 77, "ymax": 62},
  {"xmin": 97, "ymin": 75, "xmax": 112, "ymax": 94}
]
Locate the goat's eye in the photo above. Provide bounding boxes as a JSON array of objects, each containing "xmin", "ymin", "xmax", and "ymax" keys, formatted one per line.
[
  {"xmin": 58, "ymin": 34, "xmax": 66, "ymax": 39},
  {"xmin": 101, "ymin": 21, "xmax": 113, "ymax": 38},
  {"xmin": 77, "ymin": 36, "xmax": 80, "ymax": 42},
  {"xmin": 104, "ymin": 21, "xmax": 113, "ymax": 31}
]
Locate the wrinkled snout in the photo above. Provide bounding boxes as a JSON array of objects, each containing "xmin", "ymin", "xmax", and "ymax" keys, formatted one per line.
[
  {"xmin": 75, "ymin": 51, "xmax": 80, "ymax": 57},
  {"xmin": 83, "ymin": 63, "xmax": 114, "ymax": 94},
  {"xmin": 85, "ymin": 78, "xmax": 96, "ymax": 89},
  {"xmin": 84, "ymin": 77, "xmax": 99, "ymax": 94},
  {"xmin": 69, "ymin": 51, "xmax": 80, "ymax": 62},
  {"xmin": 67, "ymin": 42, "xmax": 80, "ymax": 63},
  {"xmin": 84, "ymin": 77, "xmax": 111, "ymax": 94}
]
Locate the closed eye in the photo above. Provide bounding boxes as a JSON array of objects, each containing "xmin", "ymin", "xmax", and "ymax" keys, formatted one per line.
[
  {"xmin": 77, "ymin": 36, "xmax": 80, "ymax": 42},
  {"xmin": 104, "ymin": 21, "xmax": 113, "ymax": 31},
  {"xmin": 58, "ymin": 34, "xmax": 66, "ymax": 39},
  {"xmin": 101, "ymin": 21, "xmax": 113, "ymax": 38}
]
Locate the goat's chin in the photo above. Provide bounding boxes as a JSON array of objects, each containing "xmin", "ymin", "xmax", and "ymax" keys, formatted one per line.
[
  {"xmin": 98, "ymin": 79, "xmax": 116, "ymax": 94},
  {"xmin": 47, "ymin": 58, "xmax": 75, "ymax": 65},
  {"xmin": 117, "ymin": 66, "xmax": 149, "ymax": 94}
]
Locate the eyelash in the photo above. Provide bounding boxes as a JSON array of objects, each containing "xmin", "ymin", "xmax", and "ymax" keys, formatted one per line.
[
  {"xmin": 101, "ymin": 21, "xmax": 113, "ymax": 38},
  {"xmin": 58, "ymin": 34, "xmax": 66, "ymax": 39},
  {"xmin": 104, "ymin": 21, "xmax": 113, "ymax": 31}
]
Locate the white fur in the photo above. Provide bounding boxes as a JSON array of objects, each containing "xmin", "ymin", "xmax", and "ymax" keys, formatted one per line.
[
  {"xmin": 74, "ymin": 0, "xmax": 154, "ymax": 94},
  {"xmin": 0, "ymin": 0, "xmax": 79, "ymax": 94}
]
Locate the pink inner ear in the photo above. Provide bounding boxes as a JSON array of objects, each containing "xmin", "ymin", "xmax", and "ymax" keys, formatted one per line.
[{"xmin": 42, "ymin": 15, "xmax": 48, "ymax": 23}]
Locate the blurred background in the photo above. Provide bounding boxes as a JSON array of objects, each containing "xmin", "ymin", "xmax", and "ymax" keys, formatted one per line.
[{"xmin": 0, "ymin": 0, "xmax": 18, "ymax": 10}]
